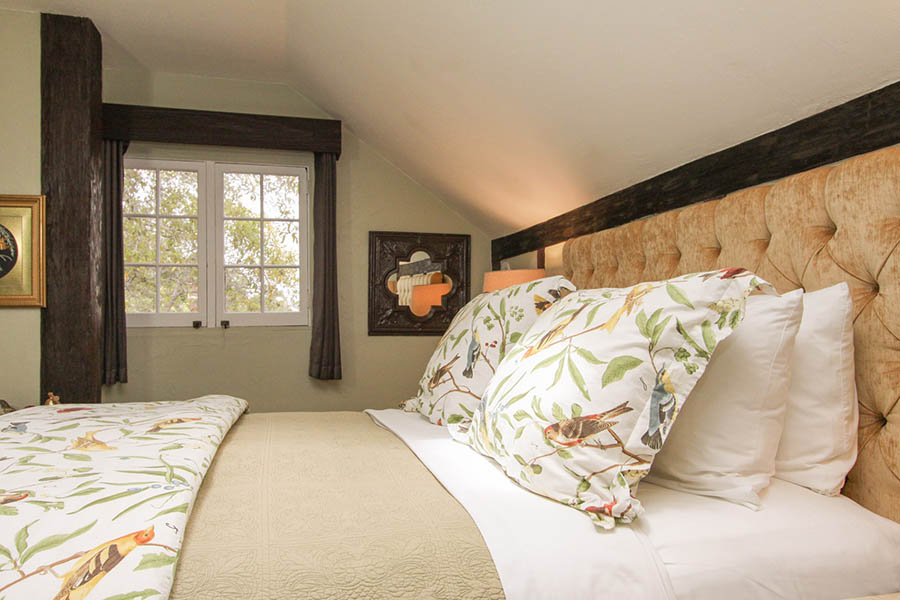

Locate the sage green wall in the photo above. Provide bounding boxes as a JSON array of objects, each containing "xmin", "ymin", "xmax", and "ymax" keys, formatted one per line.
[
  {"xmin": 101, "ymin": 70, "xmax": 492, "ymax": 411},
  {"xmin": 0, "ymin": 9, "xmax": 41, "ymax": 407}
]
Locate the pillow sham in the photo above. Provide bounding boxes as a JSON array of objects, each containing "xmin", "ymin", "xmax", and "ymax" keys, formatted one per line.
[
  {"xmin": 775, "ymin": 283, "xmax": 858, "ymax": 495},
  {"xmin": 644, "ymin": 289, "xmax": 803, "ymax": 508},
  {"xmin": 452, "ymin": 268, "xmax": 773, "ymax": 528},
  {"xmin": 404, "ymin": 275, "xmax": 575, "ymax": 426}
]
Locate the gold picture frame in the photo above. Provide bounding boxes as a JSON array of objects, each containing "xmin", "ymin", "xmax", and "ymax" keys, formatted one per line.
[{"xmin": 0, "ymin": 195, "xmax": 45, "ymax": 307}]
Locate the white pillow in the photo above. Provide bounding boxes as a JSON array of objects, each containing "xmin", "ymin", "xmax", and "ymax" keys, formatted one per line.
[
  {"xmin": 645, "ymin": 289, "xmax": 803, "ymax": 508},
  {"xmin": 775, "ymin": 283, "xmax": 858, "ymax": 495}
]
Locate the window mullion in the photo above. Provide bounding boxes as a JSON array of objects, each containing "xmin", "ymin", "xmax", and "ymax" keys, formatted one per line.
[
  {"xmin": 259, "ymin": 174, "xmax": 266, "ymax": 313},
  {"xmin": 208, "ymin": 161, "xmax": 220, "ymax": 328}
]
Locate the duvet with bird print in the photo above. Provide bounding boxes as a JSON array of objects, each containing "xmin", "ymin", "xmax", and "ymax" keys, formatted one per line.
[
  {"xmin": 451, "ymin": 269, "xmax": 775, "ymax": 529},
  {"xmin": 0, "ymin": 395, "xmax": 247, "ymax": 600}
]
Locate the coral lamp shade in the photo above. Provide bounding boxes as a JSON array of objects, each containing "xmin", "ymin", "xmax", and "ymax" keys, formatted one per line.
[{"xmin": 482, "ymin": 268, "xmax": 546, "ymax": 293}]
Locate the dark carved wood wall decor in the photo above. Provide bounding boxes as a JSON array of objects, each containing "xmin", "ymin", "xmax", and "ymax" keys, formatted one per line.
[
  {"xmin": 41, "ymin": 13, "xmax": 104, "ymax": 403},
  {"xmin": 368, "ymin": 232, "xmax": 470, "ymax": 335},
  {"xmin": 102, "ymin": 104, "xmax": 342, "ymax": 156},
  {"xmin": 492, "ymin": 80, "xmax": 900, "ymax": 266}
]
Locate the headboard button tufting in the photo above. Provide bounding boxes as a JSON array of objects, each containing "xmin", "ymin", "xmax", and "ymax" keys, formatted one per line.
[{"xmin": 561, "ymin": 145, "xmax": 900, "ymax": 525}]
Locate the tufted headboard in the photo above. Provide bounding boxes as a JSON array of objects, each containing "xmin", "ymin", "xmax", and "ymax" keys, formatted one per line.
[{"xmin": 562, "ymin": 145, "xmax": 900, "ymax": 523}]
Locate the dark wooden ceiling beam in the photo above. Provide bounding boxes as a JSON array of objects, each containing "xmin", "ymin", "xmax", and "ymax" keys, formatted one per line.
[
  {"xmin": 492, "ymin": 80, "xmax": 900, "ymax": 266},
  {"xmin": 102, "ymin": 103, "xmax": 342, "ymax": 156}
]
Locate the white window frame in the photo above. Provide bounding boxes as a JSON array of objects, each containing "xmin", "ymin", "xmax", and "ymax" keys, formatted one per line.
[
  {"xmin": 124, "ymin": 158, "xmax": 208, "ymax": 328},
  {"xmin": 214, "ymin": 162, "xmax": 311, "ymax": 327},
  {"xmin": 124, "ymin": 156, "xmax": 312, "ymax": 328}
]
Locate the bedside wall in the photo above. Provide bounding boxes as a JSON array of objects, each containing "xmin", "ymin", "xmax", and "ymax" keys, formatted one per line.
[
  {"xmin": 101, "ymin": 70, "xmax": 492, "ymax": 411},
  {"xmin": 0, "ymin": 9, "xmax": 41, "ymax": 407}
]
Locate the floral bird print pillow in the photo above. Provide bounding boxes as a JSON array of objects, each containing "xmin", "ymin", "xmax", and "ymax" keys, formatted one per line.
[
  {"xmin": 450, "ymin": 269, "xmax": 775, "ymax": 529},
  {"xmin": 404, "ymin": 275, "xmax": 575, "ymax": 426}
]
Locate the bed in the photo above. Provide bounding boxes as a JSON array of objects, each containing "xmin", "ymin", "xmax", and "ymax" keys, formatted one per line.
[
  {"xmin": 3, "ymin": 145, "xmax": 900, "ymax": 599},
  {"xmin": 172, "ymin": 409, "xmax": 900, "ymax": 600},
  {"xmin": 175, "ymin": 144, "xmax": 900, "ymax": 599}
]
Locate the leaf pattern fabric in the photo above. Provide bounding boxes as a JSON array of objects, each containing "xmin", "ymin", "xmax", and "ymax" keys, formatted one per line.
[
  {"xmin": 0, "ymin": 395, "xmax": 246, "ymax": 600},
  {"xmin": 450, "ymin": 269, "xmax": 774, "ymax": 529},
  {"xmin": 403, "ymin": 276, "xmax": 575, "ymax": 426}
]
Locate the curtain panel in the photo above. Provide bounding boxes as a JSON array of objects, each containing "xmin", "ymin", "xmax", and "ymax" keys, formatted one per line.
[
  {"xmin": 102, "ymin": 139, "xmax": 129, "ymax": 385},
  {"xmin": 309, "ymin": 152, "xmax": 342, "ymax": 379}
]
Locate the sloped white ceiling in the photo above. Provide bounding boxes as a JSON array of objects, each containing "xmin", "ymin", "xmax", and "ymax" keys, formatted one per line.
[{"xmin": 4, "ymin": 0, "xmax": 900, "ymax": 236}]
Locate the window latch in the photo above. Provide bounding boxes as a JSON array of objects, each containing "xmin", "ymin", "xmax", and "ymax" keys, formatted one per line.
[{"xmin": 221, "ymin": 320, "xmax": 230, "ymax": 329}]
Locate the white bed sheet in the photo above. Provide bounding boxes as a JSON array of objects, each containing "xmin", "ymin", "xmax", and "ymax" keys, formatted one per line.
[
  {"xmin": 367, "ymin": 408, "xmax": 676, "ymax": 600},
  {"xmin": 638, "ymin": 479, "xmax": 900, "ymax": 599},
  {"xmin": 368, "ymin": 409, "xmax": 900, "ymax": 600}
]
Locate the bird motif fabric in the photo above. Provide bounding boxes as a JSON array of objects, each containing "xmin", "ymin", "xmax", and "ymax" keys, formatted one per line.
[
  {"xmin": 641, "ymin": 368, "xmax": 677, "ymax": 450},
  {"xmin": 403, "ymin": 276, "xmax": 575, "ymax": 426},
  {"xmin": 544, "ymin": 402, "xmax": 633, "ymax": 446},
  {"xmin": 462, "ymin": 330, "xmax": 481, "ymax": 378},
  {"xmin": 451, "ymin": 268, "xmax": 775, "ymax": 529},
  {"xmin": 53, "ymin": 526, "xmax": 155, "ymax": 600},
  {"xmin": 534, "ymin": 286, "xmax": 572, "ymax": 314},
  {"xmin": 0, "ymin": 395, "xmax": 247, "ymax": 599},
  {"xmin": 428, "ymin": 355, "xmax": 460, "ymax": 390}
]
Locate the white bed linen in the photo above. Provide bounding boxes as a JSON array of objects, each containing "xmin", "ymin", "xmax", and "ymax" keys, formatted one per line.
[
  {"xmin": 367, "ymin": 409, "xmax": 676, "ymax": 600},
  {"xmin": 638, "ymin": 479, "xmax": 900, "ymax": 599},
  {"xmin": 368, "ymin": 409, "xmax": 900, "ymax": 600}
]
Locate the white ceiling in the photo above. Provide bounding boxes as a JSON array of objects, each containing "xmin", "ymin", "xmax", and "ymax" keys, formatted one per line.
[{"xmin": 4, "ymin": 1, "xmax": 900, "ymax": 236}]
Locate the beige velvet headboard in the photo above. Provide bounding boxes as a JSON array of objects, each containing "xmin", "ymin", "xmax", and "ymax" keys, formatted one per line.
[{"xmin": 562, "ymin": 145, "xmax": 900, "ymax": 523}]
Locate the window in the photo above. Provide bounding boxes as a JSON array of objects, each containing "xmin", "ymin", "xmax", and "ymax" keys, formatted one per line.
[
  {"xmin": 123, "ymin": 159, "xmax": 206, "ymax": 327},
  {"xmin": 123, "ymin": 158, "xmax": 310, "ymax": 327}
]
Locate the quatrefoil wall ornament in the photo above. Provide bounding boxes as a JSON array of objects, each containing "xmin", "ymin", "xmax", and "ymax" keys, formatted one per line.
[{"xmin": 368, "ymin": 231, "xmax": 470, "ymax": 336}]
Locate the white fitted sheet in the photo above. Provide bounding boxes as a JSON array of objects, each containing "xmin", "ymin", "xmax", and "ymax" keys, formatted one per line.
[
  {"xmin": 638, "ymin": 479, "xmax": 900, "ymax": 599},
  {"xmin": 369, "ymin": 409, "xmax": 900, "ymax": 600},
  {"xmin": 367, "ymin": 409, "xmax": 676, "ymax": 600}
]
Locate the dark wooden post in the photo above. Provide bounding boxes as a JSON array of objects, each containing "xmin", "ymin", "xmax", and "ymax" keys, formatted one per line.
[{"xmin": 41, "ymin": 13, "xmax": 104, "ymax": 403}]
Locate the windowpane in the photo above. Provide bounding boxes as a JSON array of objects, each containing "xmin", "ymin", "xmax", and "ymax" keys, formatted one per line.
[
  {"xmin": 224, "ymin": 172, "xmax": 261, "ymax": 218},
  {"xmin": 124, "ymin": 168, "xmax": 156, "ymax": 214},
  {"xmin": 264, "ymin": 268, "xmax": 300, "ymax": 312},
  {"xmin": 159, "ymin": 267, "xmax": 199, "ymax": 313},
  {"xmin": 124, "ymin": 159, "xmax": 307, "ymax": 325},
  {"xmin": 159, "ymin": 170, "xmax": 198, "ymax": 215},
  {"xmin": 159, "ymin": 218, "xmax": 198, "ymax": 264},
  {"xmin": 264, "ymin": 221, "xmax": 300, "ymax": 265},
  {"xmin": 263, "ymin": 174, "xmax": 300, "ymax": 219},
  {"xmin": 125, "ymin": 266, "xmax": 156, "ymax": 313},
  {"xmin": 123, "ymin": 217, "xmax": 156, "ymax": 264},
  {"xmin": 225, "ymin": 267, "xmax": 261, "ymax": 312},
  {"xmin": 224, "ymin": 219, "xmax": 261, "ymax": 265}
]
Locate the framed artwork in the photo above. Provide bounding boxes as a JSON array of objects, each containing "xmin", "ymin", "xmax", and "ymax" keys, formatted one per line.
[
  {"xmin": 0, "ymin": 195, "xmax": 45, "ymax": 307},
  {"xmin": 368, "ymin": 231, "xmax": 470, "ymax": 335}
]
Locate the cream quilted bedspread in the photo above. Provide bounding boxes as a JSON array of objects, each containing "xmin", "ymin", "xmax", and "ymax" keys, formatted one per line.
[{"xmin": 170, "ymin": 411, "xmax": 504, "ymax": 599}]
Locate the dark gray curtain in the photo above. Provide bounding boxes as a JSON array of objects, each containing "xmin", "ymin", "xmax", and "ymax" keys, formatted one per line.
[
  {"xmin": 309, "ymin": 152, "xmax": 342, "ymax": 379},
  {"xmin": 102, "ymin": 139, "xmax": 129, "ymax": 385}
]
